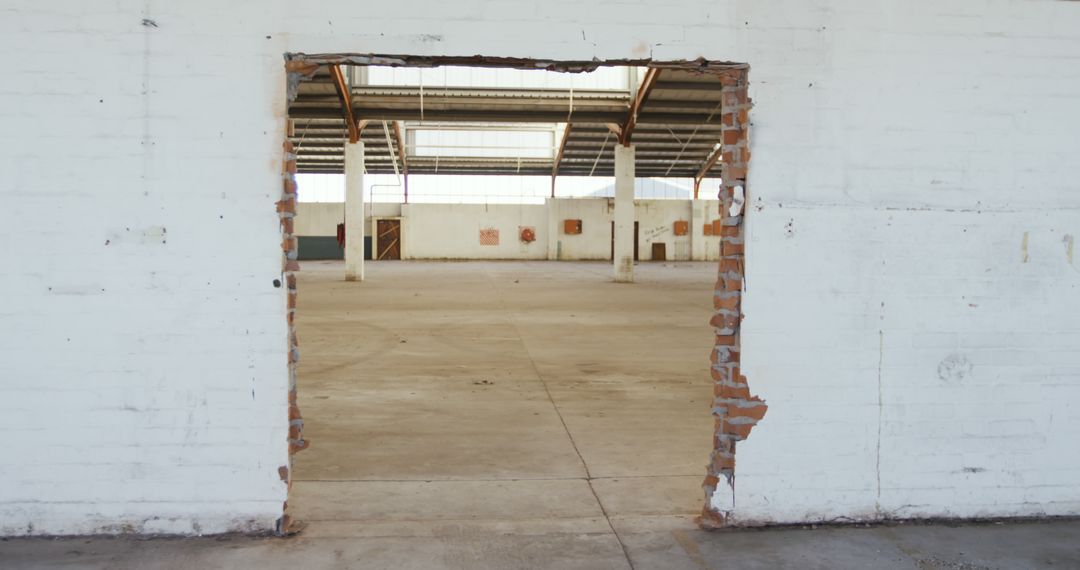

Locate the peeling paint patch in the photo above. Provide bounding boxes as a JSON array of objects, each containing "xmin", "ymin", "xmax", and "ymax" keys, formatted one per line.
[
  {"xmin": 938, "ymin": 353, "xmax": 972, "ymax": 383},
  {"xmin": 140, "ymin": 226, "xmax": 167, "ymax": 245}
]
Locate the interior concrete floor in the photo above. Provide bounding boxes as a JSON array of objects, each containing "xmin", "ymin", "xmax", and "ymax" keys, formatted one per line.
[
  {"xmin": 3, "ymin": 261, "xmax": 1078, "ymax": 569},
  {"xmin": 291, "ymin": 260, "xmax": 718, "ymax": 527}
]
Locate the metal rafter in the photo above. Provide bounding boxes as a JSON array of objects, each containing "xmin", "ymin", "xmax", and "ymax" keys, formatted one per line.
[
  {"xmin": 391, "ymin": 120, "xmax": 408, "ymax": 175},
  {"xmin": 551, "ymin": 123, "xmax": 573, "ymax": 196},
  {"xmin": 619, "ymin": 67, "xmax": 660, "ymax": 146},
  {"xmin": 693, "ymin": 145, "xmax": 724, "ymax": 198},
  {"xmin": 329, "ymin": 64, "xmax": 359, "ymax": 143},
  {"xmin": 290, "ymin": 65, "xmax": 741, "ymax": 177}
]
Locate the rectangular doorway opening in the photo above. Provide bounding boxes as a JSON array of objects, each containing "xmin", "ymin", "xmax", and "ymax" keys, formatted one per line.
[{"xmin": 277, "ymin": 54, "xmax": 758, "ymax": 541}]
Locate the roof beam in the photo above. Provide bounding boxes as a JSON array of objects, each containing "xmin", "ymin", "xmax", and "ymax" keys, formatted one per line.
[
  {"xmin": 619, "ymin": 67, "xmax": 660, "ymax": 146},
  {"xmin": 392, "ymin": 121, "xmax": 408, "ymax": 175},
  {"xmin": 328, "ymin": 64, "xmax": 359, "ymax": 143},
  {"xmin": 292, "ymin": 107, "xmax": 721, "ymax": 125},
  {"xmin": 551, "ymin": 123, "xmax": 573, "ymax": 197},
  {"xmin": 693, "ymin": 145, "xmax": 724, "ymax": 198},
  {"xmin": 575, "ymin": 124, "xmax": 725, "ymax": 134},
  {"xmin": 552, "ymin": 124, "xmax": 572, "ymax": 177},
  {"xmin": 290, "ymin": 107, "xmax": 628, "ymax": 123}
]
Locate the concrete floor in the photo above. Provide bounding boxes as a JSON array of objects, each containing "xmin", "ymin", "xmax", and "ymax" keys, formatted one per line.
[
  {"xmin": 4, "ymin": 261, "xmax": 1078, "ymax": 569},
  {"xmin": 291, "ymin": 260, "xmax": 718, "ymax": 535}
]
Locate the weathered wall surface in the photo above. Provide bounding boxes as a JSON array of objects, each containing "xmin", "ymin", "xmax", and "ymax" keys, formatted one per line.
[
  {"xmin": 2, "ymin": 0, "xmax": 1079, "ymax": 535},
  {"xmin": 724, "ymin": 4, "xmax": 1080, "ymax": 523}
]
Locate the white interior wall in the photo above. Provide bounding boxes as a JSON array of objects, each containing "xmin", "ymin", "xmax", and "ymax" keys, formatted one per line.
[
  {"xmin": 547, "ymin": 198, "xmax": 613, "ymax": 260},
  {"xmin": 399, "ymin": 203, "xmax": 549, "ymax": 260},
  {"xmin": 293, "ymin": 202, "xmax": 343, "ymax": 236},
  {"xmin": 4, "ymin": 0, "xmax": 1079, "ymax": 536},
  {"xmin": 637, "ymin": 200, "xmax": 691, "ymax": 261},
  {"xmin": 691, "ymin": 197, "xmax": 723, "ymax": 262},
  {"xmin": 296, "ymin": 199, "xmax": 721, "ymax": 260},
  {"xmin": 294, "ymin": 203, "xmax": 401, "ymax": 236}
]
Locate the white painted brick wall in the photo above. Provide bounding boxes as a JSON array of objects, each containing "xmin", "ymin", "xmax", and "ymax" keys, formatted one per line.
[{"xmin": 2, "ymin": 0, "xmax": 1078, "ymax": 534}]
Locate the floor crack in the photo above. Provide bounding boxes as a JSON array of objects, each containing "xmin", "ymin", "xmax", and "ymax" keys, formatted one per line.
[{"xmin": 481, "ymin": 266, "xmax": 637, "ymax": 570}]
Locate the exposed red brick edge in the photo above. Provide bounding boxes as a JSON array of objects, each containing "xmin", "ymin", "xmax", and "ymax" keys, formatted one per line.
[
  {"xmin": 276, "ymin": 139, "xmax": 308, "ymax": 536},
  {"xmin": 699, "ymin": 70, "xmax": 767, "ymax": 529}
]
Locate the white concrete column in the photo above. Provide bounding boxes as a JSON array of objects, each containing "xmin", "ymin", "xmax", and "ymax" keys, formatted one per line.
[
  {"xmin": 613, "ymin": 145, "xmax": 635, "ymax": 282},
  {"xmin": 344, "ymin": 141, "xmax": 365, "ymax": 281},
  {"xmin": 546, "ymin": 197, "xmax": 559, "ymax": 260},
  {"xmin": 690, "ymin": 199, "xmax": 706, "ymax": 261}
]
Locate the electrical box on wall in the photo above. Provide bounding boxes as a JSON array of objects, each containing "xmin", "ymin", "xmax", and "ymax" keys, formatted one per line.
[
  {"xmin": 703, "ymin": 223, "xmax": 714, "ymax": 236},
  {"xmin": 712, "ymin": 219, "xmax": 723, "ymax": 235},
  {"xmin": 564, "ymin": 219, "xmax": 582, "ymax": 235},
  {"xmin": 673, "ymin": 220, "xmax": 689, "ymax": 236}
]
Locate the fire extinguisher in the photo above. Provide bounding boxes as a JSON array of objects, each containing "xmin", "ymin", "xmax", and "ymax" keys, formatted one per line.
[{"xmin": 336, "ymin": 223, "xmax": 345, "ymax": 248}]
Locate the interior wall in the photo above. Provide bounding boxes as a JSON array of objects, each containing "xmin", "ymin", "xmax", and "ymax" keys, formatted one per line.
[
  {"xmin": 295, "ymin": 199, "xmax": 721, "ymax": 260},
  {"xmin": 637, "ymin": 200, "xmax": 691, "ymax": 261},
  {"xmin": 293, "ymin": 202, "xmax": 343, "ymax": 236},
  {"xmin": 546, "ymin": 198, "xmax": 614, "ymax": 260},
  {"xmin": 399, "ymin": 202, "xmax": 549, "ymax": 260},
  {"xmin": 4, "ymin": 0, "xmax": 1079, "ymax": 535},
  {"xmin": 294, "ymin": 203, "xmax": 403, "ymax": 237}
]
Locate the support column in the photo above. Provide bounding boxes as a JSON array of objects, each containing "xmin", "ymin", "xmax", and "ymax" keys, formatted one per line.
[
  {"xmin": 690, "ymin": 198, "xmax": 706, "ymax": 261},
  {"xmin": 344, "ymin": 141, "xmax": 365, "ymax": 281},
  {"xmin": 613, "ymin": 145, "xmax": 635, "ymax": 282},
  {"xmin": 546, "ymin": 197, "xmax": 559, "ymax": 260}
]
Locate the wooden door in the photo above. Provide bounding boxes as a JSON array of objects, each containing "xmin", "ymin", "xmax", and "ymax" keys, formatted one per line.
[
  {"xmin": 610, "ymin": 221, "xmax": 641, "ymax": 261},
  {"xmin": 634, "ymin": 222, "xmax": 639, "ymax": 261},
  {"xmin": 651, "ymin": 242, "xmax": 666, "ymax": 261},
  {"xmin": 376, "ymin": 219, "xmax": 401, "ymax": 260}
]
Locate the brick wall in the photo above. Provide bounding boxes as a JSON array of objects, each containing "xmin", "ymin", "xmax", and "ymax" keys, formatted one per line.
[
  {"xmin": 702, "ymin": 68, "xmax": 768, "ymax": 526},
  {"xmin": 2, "ymin": 0, "xmax": 1079, "ymax": 534}
]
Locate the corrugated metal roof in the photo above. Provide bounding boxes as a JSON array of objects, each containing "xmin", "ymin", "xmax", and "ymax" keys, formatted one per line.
[{"xmin": 288, "ymin": 66, "xmax": 734, "ymax": 180}]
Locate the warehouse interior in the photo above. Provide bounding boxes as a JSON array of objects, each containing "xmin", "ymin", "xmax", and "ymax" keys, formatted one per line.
[{"xmin": 282, "ymin": 59, "xmax": 740, "ymax": 536}]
